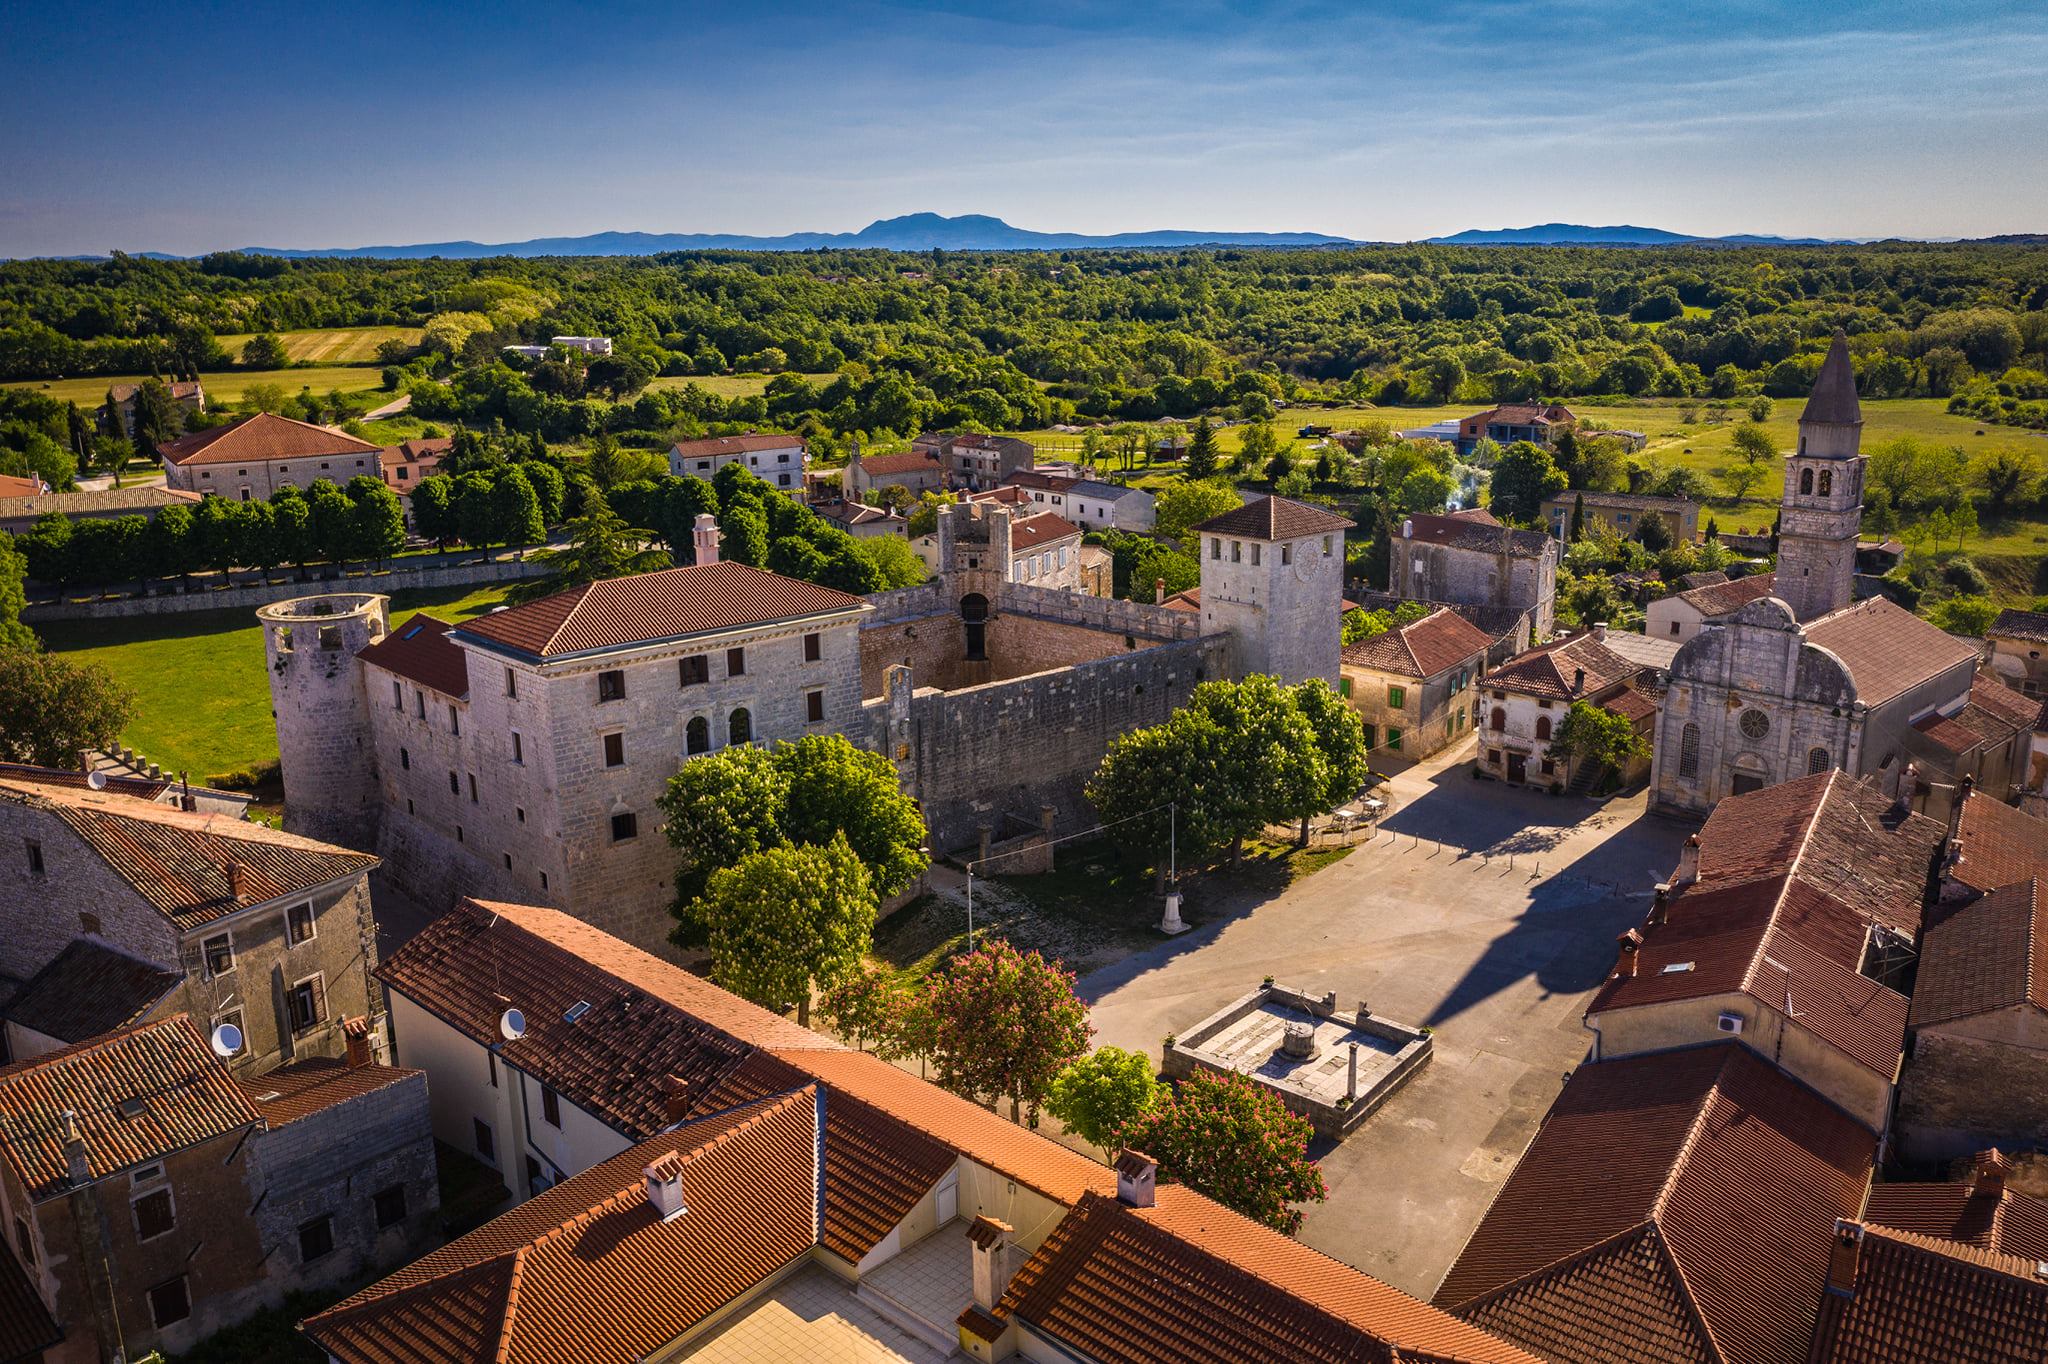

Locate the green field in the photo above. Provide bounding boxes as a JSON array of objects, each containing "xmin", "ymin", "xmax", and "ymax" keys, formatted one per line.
[
  {"xmin": 646, "ymin": 372, "xmax": 834, "ymax": 399},
  {"xmin": 213, "ymin": 326, "xmax": 422, "ymax": 364},
  {"xmin": 5, "ymin": 365, "xmax": 390, "ymax": 409},
  {"xmin": 34, "ymin": 578, "xmax": 520, "ymax": 785}
]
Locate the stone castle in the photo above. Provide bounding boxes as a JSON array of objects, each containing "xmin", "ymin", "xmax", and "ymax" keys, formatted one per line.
[{"xmin": 262, "ymin": 497, "xmax": 1351, "ymax": 954}]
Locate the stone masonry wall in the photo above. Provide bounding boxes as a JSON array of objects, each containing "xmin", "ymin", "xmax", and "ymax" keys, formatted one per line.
[
  {"xmin": 26, "ymin": 553, "xmax": 553, "ymax": 621},
  {"xmin": 0, "ymin": 799, "xmax": 181, "ymax": 985},
  {"xmin": 1896, "ymin": 1029, "xmax": 2048, "ymax": 1163}
]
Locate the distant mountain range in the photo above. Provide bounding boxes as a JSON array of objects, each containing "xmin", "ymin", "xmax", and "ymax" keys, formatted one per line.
[{"xmin": 1424, "ymin": 223, "xmax": 1852, "ymax": 247}]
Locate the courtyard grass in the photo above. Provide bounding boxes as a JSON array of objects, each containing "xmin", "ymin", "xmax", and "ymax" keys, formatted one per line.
[{"xmin": 33, "ymin": 579, "xmax": 519, "ymax": 786}]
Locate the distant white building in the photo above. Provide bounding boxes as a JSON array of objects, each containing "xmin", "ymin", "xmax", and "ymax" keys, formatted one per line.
[
  {"xmin": 502, "ymin": 345, "xmax": 550, "ymax": 360},
  {"xmin": 1002, "ymin": 471, "xmax": 1156, "ymax": 532},
  {"xmin": 666, "ymin": 433, "xmax": 808, "ymax": 492},
  {"xmin": 551, "ymin": 336, "xmax": 613, "ymax": 356}
]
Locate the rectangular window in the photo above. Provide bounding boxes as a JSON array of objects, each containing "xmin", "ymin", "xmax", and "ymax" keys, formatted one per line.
[
  {"xmin": 803, "ymin": 632, "xmax": 822, "ymax": 662},
  {"xmin": 807, "ymin": 690, "xmax": 825, "ymax": 723},
  {"xmin": 286, "ymin": 975, "xmax": 326, "ymax": 1034},
  {"xmin": 214, "ymin": 1009, "xmax": 244, "ymax": 1056},
  {"xmin": 414, "ymin": 691, "xmax": 425, "ymax": 719},
  {"xmin": 449, "ymin": 705, "xmax": 460, "ymax": 736},
  {"xmin": 286, "ymin": 902, "xmax": 316, "ymax": 946},
  {"xmin": 1250, "ymin": 543, "xmax": 1261, "ymax": 566},
  {"xmin": 400, "ymin": 747, "xmax": 410, "ymax": 770},
  {"xmin": 392, "ymin": 679, "xmax": 403, "ymax": 710},
  {"xmin": 448, "ymin": 771, "xmax": 459, "ymax": 795},
  {"xmin": 468, "ymin": 773, "xmax": 478, "ymax": 803},
  {"xmin": 502, "ymin": 851, "xmax": 512, "ymax": 870},
  {"xmin": 610, "ymin": 811, "xmax": 638, "ymax": 843},
  {"xmin": 1231, "ymin": 541, "xmax": 1242, "ymax": 563},
  {"xmin": 1362, "ymin": 724, "xmax": 1377, "ymax": 748},
  {"xmin": 488, "ymin": 1051, "xmax": 498, "ymax": 1088},
  {"xmin": 203, "ymin": 933, "xmax": 234, "ymax": 979},
  {"xmin": 1387, "ymin": 686, "xmax": 1406, "ymax": 709},
  {"xmin": 602, "ymin": 732, "xmax": 624, "ymax": 767},
  {"xmin": 474, "ymin": 1118, "xmax": 496, "ymax": 1163},
  {"xmin": 374, "ymin": 1185, "xmax": 408, "ymax": 1229},
  {"xmin": 298, "ymin": 1214, "xmax": 334, "ymax": 1263},
  {"xmin": 505, "ymin": 667, "xmax": 518, "ymax": 698},
  {"xmin": 456, "ymin": 824, "xmax": 464, "ymax": 843},
  {"xmin": 1323, "ymin": 535, "xmax": 1333, "ymax": 556},
  {"xmin": 148, "ymin": 1276, "xmax": 191, "ymax": 1328},
  {"xmin": 678, "ymin": 655, "xmax": 708, "ymax": 687},
  {"xmin": 541, "ymin": 1086, "xmax": 561, "ymax": 1128},
  {"xmin": 1281, "ymin": 543, "xmax": 1293, "ymax": 566},
  {"xmin": 597, "ymin": 669, "xmax": 625, "ymax": 702},
  {"xmin": 1387, "ymin": 727, "xmax": 1404, "ymax": 752},
  {"xmin": 25, "ymin": 839, "xmax": 42, "ymax": 876},
  {"xmin": 516, "ymin": 807, "xmax": 526, "ymax": 824},
  {"xmin": 511, "ymin": 731, "xmax": 523, "ymax": 763},
  {"xmin": 133, "ymin": 1187, "xmax": 175, "ymax": 1241},
  {"xmin": 726, "ymin": 647, "xmax": 746, "ymax": 677}
]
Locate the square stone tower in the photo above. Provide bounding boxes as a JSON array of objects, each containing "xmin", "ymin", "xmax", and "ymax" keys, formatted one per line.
[
  {"xmin": 1775, "ymin": 332, "xmax": 1866, "ymax": 622},
  {"xmin": 1192, "ymin": 495, "xmax": 1353, "ymax": 685}
]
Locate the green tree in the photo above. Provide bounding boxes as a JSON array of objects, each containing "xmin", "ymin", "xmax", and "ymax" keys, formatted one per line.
[
  {"xmin": 1291, "ymin": 678, "xmax": 1369, "ymax": 843},
  {"xmin": 817, "ymin": 961, "xmax": 906, "ymax": 1053},
  {"xmin": 922, "ymin": 938, "xmax": 1092, "ymax": 1124},
  {"xmin": 269, "ymin": 487, "xmax": 313, "ymax": 575},
  {"xmin": 309, "ymin": 481, "xmax": 356, "ymax": 565},
  {"xmin": 146, "ymin": 502, "xmax": 197, "ymax": 583},
  {"xmin": 1236, "ymin": 420, "xmax": 1278, "ymax": 473},
  {"xmin": 1730, "ymin": 423, "xmax": 1776, "ymax": 468},
  {"xmin": 508, "ymin": 489, "xmax": 669, "ymax": 602},
  {"xmin": 0, "ymin": 539, "xmax": 32, "ymax": 649},
  {"xmin": 585, "ymin": 430, "xmax": 628, "ymax": 490},
  {"xmin": 1929, "ymin": 594, "xmax": 1999, "ymax": 635},
  {"xmin": 852, "ymin": 533, "xmax": 926, "ymax": 588},
  {"xmin": 1121, "ymin": 1069, "xmax": 1326, "ymax": 1233},
  {"xmin": 1154, "ymin": 480, "xmax": 1243, "ymax": 544},
  {"xmin": 700, "ymin": 835, "xmax": 875, "ymax": 1026},
  {"xmin": 1570, "ymin": 492, "xmax": 1586, "ymax": 540},
  {"xmin": 1719, "ymin": 462, "xmax": 1767, "ymax": 500},
  {"xmin": 347, "ymin": 476, "xmax": 406, "ymax": 568},
  {"xmin": 411, "ymin": 474, "xmax": 458, "ymax": 549},
  {"xmin": 128, "ymin": 379, "xmax": 182, "ymax": 455},
  {"xmin": 488, "ymin": 466, "xmax": 547, "ymax": 552},
  {"xmin": 240, "ymin": 334, "xmax": 290, "ymax": 369},
  {"xmin": 0, "ymin": 648, "xmax": 136, "ymax": 768},
  {"xmin": 1184, "ymin": 416, "xmax": 1218, "ymax": 480},
  {"xmin": 1045, "ymin": 1046, "xmax": 1162, "ymax": 1158},
  {"xmin": 659, "ymin": 743, "xmax": 790, "ymax": 922},
  {"xmin": 1973, "ymin": 449, "xmax": 2036, "ymax": 517},
  {"xmin": 1747, "ymin": 396, "xmax": 1774, "ymax": 422},
  {"xmin": 1550, "ymin": 699, "xmax": 1649, "ymax": 781},
  {"xmin": 1394, "ymin": 465, "xmax": 1456, "ymax": 517},
  {"xmin": 1488, "ymin": 441, "xmax": 1569, "ymax": 523}
]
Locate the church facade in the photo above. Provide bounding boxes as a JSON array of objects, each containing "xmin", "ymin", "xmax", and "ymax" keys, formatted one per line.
[{"xmin": 1651, "ymin": 335, "xmax": 1988, "ymax": 818}]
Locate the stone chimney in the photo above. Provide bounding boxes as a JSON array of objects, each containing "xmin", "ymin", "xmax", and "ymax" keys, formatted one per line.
[
  {"xmin": 658, "ymin": 1073, "xmax": 692, "ymax": 1124},
  {"xmin": 343, "ymin": 1016, "xmax": 373, "ymax": 1069},
  {"xmin": 968, "ymin": 1215, "xmax": 1017, "ymax": 1310},
  {"xmin": 1825, "ymin": 1219, "xmax": 1865, "ymax": 1297},
  {"xmin": 1648, "ymin": 886, "xmax": 1669, "ymax": 927},
  {"xmin": 1154, "ymin": 577, "xmax": 1166, "ymax": 605},
  {"xmin": 1115, "ymin": 1149, "xmax": 1157, "ymax": 1208},
  {"xmin": 692, "ymin": 513, "xmax": 720, "ymax": 566},
  {"xmin": 644, "ymin": 1151, "xmax": 687, "ymax": 1222},
  {"xmin": 1591, "ymin": 621, "xmax": 1608, "ymax": 641},
  {"xmin": 226, "ymin": 859, "xmax": 248, "ymax": 903},
  {"xmin": 61, "ymin": 1110, "xmax": 89, "ymax": 1187},
  {"xmin": 1615, "ymin": 928, "xmax": 1643, "ymax": 980},
  {"xmin": 1971, "ymin": 1148, "xmax": 2011, "ymax": 1200},
  {"xmin": 1571, "ymin": 666, "xmax": 1586, "ymax": 695},
  {"xmin": 1674, "ymin": 834, "xmax": 1700, "ymax": 887},
  {"xmin": 1400, "ymin": 518, "xmax": 1414, "ymax": 539}
]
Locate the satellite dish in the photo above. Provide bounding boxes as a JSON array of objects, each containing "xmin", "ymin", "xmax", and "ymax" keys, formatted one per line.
[
  {"xmin": 209, "ymin": 1022, "xmax": 243, "ymax": 1058},
  {"xmin": 499, "ymin": 1008, "xmax": 526, "ymax": 1041},
  {"xmin": 86, "ymin": 770, "xmax": 107, "ymax": 790}
]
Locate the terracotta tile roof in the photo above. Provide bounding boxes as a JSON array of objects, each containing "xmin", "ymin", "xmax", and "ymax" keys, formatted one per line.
[
  {"xmin": 452, "ymin": 561, "xmax": 865, "ymax": 660},
  {"xmin": 1865, "ymin": 1179, "xmax": 2048, "ymax": 1262},
  {"xmin": 0, "ymin": 485, "xmax": 201, "ymax": 520},
  {"xmin": 1675, "ymin": 570, "xmax": 1778, "ymax": 617},
  {"xmin": 303, "ymin": 1090, "xmax": 821, "ymax": 1364},
  {"xmin": 999, "ymin": 1190, "xmax": 1538, "ymax": 1364},
  {"xmin": 356, "ymin": 614, "xmax": 471, "ymax": 698},
  {"xmin": 155, "ymin": 411, "xmax": 380, "ymax": 467},
  {"xmin": 1804, "ymin": 597, "xmax": 1979, "ymax": 707},
  {"xmin": 1480, "ymin": 633, "xmax": 1641, "ymax": 701},
  {"xmin": 1193, "ymin": 494, "xmax": 1354, "ymax": 540},
  {"xmin": 1808, "ymin": 1222, "xmax": 2048, "ymax": 1364},
  {"xmin": 853, "ymin": 449, "xmax": 944, "ymax": 477},
  {"xmin": 1913, "ymin": 681, "xmax": 2033, "ymax": 758},
  {"xmin": 1691, "ymin": 771, "xmax": 1941, "ymax": 937},
  {"xmin": 1436, "ymin": 1044, "xmax": 1877, "ymax": 1364},
  {"xmin": 1948, "ymin": 792, "xmax": 2048, "ymax": 897},
  {"xmin": 1011, "ymin": 511, "xmax": 1081, "ymax": 550},
  {"xmin": 0, "ymin": 473, "xmax": 42, "ymax": 497},
  {"xmin": 0, "ymin": 777, "xmax": 379, "ymax": 931},
  {"xmin": 1399, "ymin": 510, "xmax": 1552, "ymax": 559},
  {"xmin": 1990, "ymin": 608, "xmax": 2048, "ymax": 645},
  {"xmin": 1602, "ymin": 684, "xmax": 1660, "ymax": 725},
  {"xmin": 0, "ymin": 1015, "xmax": 261, "ymax": 1200},
  {"xmin": 1004, "ymin": 470, "xmax": 1080, "ymax": 493},
  {"xmin": 668, "ymin": 432, "xmax": 805, "ymax": 459},
  {"xmin": 379, "ymin": 437, "xmax": 452, "ymax": 463},
  {"xmin": 1342, "ymin": 607, "xmax": 1493, "ymax": 679},
  {"xmin": 1475, "ymin": 402, "xmax": 1575, "ymax": 427},
  {"xmin": 0, "ymin": 762, "xmax": 174, "ymax": 800},
  {"xmin": 1964, "ymin": 676, "xmax": 2042, "ymax": 734},
  {"xmin": 377, "ymin": 899, "xmax": 830, "ymax": 1139},
  {"xmin": 1161, "ymin": 585, "xmax": 1201, "ymax": 613},
  {"xmin": 1911, "ymin": 879, "xmax": 2047, "ymax": 1029},
  {"xmin": 2, "ymin": 938, "xmax": 181, "ymax": 1045},
  {"xmin": 238, "ymin": 1056, "xmax": 423, "ymax": 1126},
  {"xmin": 0, "ymin": 1243, "xmax": 60, "ymax": 1361}
]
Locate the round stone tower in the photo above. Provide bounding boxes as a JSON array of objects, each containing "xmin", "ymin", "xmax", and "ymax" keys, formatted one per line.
[{"xmin": 259, "ymin": 593, "xmax": 388, "ymax": 849}]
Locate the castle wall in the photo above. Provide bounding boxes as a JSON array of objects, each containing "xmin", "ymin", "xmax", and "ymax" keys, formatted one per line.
[
  {"xmin": 262, "ymin": 595, "xmax": 387, "ymax": 849},
  {"xmin": 1896, "ymin": 1024, "xmax": 2048, "ymax": 1163},
  {"xmin": 26, "ymin": 554, "xmax": 551, "ymax": 622}
]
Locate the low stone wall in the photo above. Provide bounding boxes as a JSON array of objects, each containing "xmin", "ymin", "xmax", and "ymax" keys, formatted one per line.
[{"xmin": 23, "ymin": 554, "xmax": 553, "ymax": 621}]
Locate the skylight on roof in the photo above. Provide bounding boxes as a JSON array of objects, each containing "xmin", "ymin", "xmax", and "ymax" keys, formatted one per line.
[
  {"xmin": 402, "ymin": 623, "xmax": 424, "ymax": 640},
  {"xmin": 564, "ymin": 1001, "xmax": 591, "ymax": 1024},
  {"xmin": 1660, "ymin": 961, "xmax": 1696, "ymax": 974},
  {"xmin": 117, "ymin": 1096, "xmax": 148, "ymax": 1119}
]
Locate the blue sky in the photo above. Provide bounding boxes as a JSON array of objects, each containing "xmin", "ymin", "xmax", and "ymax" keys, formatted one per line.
[{"xmin": 3, "ymin": 0, "xmax": 2043, "ymax": 255}]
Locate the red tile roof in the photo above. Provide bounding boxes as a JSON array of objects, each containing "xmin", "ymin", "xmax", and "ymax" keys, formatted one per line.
[
  {"xmin": 1011, "ymin": 511, "xmax": 1081, "ymax": 550},
  {"xmin": 303, "ymin": 1090, "xmax": 821, "ymax": 1364},
  {"xmin": 1193, "ymin": 494, "xmax": 1353, "ymax": 540},
  {"xmin": 452, "ymin": 560, "xmax": 866, "ymax": 660},
  {"xmin": 1342, "ymin": 607, "xmax": 1494, "ymax": 679},
  {"xmin": 668, "ymin": 432, "xmax": 805, "ymax": 459},
  {"xmin": 1990, "ymin": 608, "xmax": 2048, "ymax": 645},
  {"xmin": 1808, "ymin": 1223, "xmax": 2048, "ymax": 1364},
  {"xmin": 0, "ymin": 1244, "xmax": 59, "ymax": 1361},
  {"xmin": 1, "ymin": 938, "xmax": 181, "ymax": 1045},
  {"xmin": 0, "ymin": 474, "xmax": 41, "ymax": 497},
  {"xmin": 1804, "ymin": 597, "xmax": 1979, "ymax": 707},
  {"xmin": 1948, "ymin": 792, "xmax": 2048, "ymax": 897},
  {"xmin": 1674, "ymin": 570, "xmax": 1778, "ymax": 617},
  {"xmin": 1911, "ymin": 879, "xmax": 2047, "ymax": 1029},
  {"xmin": 0, "ymin": 1016, "xmax": 261, "ymax": 1200},
  {"xmin": 237, "ymin": 1056, "xmax": 423, "ymax": 1126},
  {"xmin": 854, "ymin": 449, "xmax": 944, "ymax": 478},
  {"xmin": 1400, "ymin": 510, "xmax": 1552, "ymax": 559},
  {"xmin": 0, "ymin": 777, "xmax": 379, "ymax": 931},
  {"xmin": 1602, "ymin": 684, "xmax": 1660, "ymax": 725},
  {"xmin": 1864, "ymin": 1178, "xmax": 2048, "ymax": 1262},
  {"xmin": 156, "ymin": 411, "xmax": 380, "ymax": 467},
  {"xmin": 356, "ymin": 614, "xmax": 471, "ymax": 698},
  {"xmin": 1480, "ymin": 632, "xmax": 1641, "ymax": 701},
  {"xmin": 1435, "ymin": 1043, "xmax": 1877, "ymax": 1364},
  {"xmin": 1005, "ymin": 469, "xmax": 1081, "ymax": 493}
]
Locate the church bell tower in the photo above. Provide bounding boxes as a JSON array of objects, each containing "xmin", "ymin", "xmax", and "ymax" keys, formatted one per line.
[{"xmin": 1774, "ymin": 332, "xmax": 1865, "ymax": 622}]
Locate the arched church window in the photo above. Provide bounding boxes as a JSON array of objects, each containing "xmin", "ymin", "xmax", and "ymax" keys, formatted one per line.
[
  {"xmin": 1799, "ymin": 468, "xmax": 1813, "ymax": 495},
  {"xmin": 1679, "ymin": 722, "xmax": 1700, "ymax": 777},
  {"xmin": 1490, "ymin": 708, "xmax": 1506, "ymax": 732},
  {"xmin": 1739, "ymin": 708, "xmax": 1771, "ymax": 740},
  {"xmin": 1818, "ymin": 468, "xmax": 1832, "ymax": 496},
  {"xmin": 686, "ymin": 716, "xmax": 710, "ymax": 755},
  {"xmin": 1535, "ymin": 716, "xmax": 1551, "ymax": 741},
  {"xmin": 1808, "ymin": 746, "xmax": 1829, "ymax": 775},
  {"xmin": 728, "ymin": 709, "xmax": 752, "ymax": 747}
]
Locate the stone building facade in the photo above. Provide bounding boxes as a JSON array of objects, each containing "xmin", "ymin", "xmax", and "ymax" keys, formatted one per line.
[
  {"xmin": 1390, "ymin": 509, "xmax": 1557, "ymax": 643},
  {"xmin": 1338, "ymin": 607, "xmax": 1491, "ymax": 759},
  {"xmin": 157, "ymin": 412, "xmax": 384, "ymax": 501},
  {"xmin": 1475, "ymin": 627, "xmax": 1649, "ymax": 792},
  {"xmin": 1190, "ymin": 496, "xmax": 1353, "ymax": 687}
]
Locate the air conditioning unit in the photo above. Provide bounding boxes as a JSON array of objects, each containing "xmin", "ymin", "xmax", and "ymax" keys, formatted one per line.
[{"xmin": 1717, "ymin": 1012, "xmax": 1744, "ymax": 1035}]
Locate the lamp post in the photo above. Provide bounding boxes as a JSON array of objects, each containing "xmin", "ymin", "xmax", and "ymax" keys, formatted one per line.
[{"xmin": 1159, "ymin": 801, "xmax": 1187, "ymax": 935}]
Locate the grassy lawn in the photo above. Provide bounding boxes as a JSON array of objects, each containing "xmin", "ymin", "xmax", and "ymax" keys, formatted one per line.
[
  {"xmin": 212, "ymin": 326, "xmax": 422, "ymax": 364},
  {"xmin": 645, "ymin": 371, "xmax": 834, "ymax": 399},
  {"xmin": 34, "ymin": 577, "xmax": 520, "ymax": 786},
  {"xmin": 5, "ymin": 364, "xmax": 388, "ymax": 408}
]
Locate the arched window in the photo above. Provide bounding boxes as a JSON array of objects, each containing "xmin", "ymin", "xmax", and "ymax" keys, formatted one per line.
[
  {"xmin": 1818, "ymin": 468, "xmax": 1832, "ymax": 496},
  {"xmin": 1490, "ymin": 707, "xmax": 1506, "ymax": 732},
  {"xmin": 1678, "ymin": 722, "xmax": 1700, "ymax": 777},
  {"xmin": 1535, "ymin": 716, "xmax": 1552, "ymax": 741},
  {"xmin": 1808, "ymin": 746, "xmax": 1830, "ymax": 775},
  {"xmin": 1799, "ymin": 467, "xmax": 1814, "ymax": 495},
  {"xmin": 728, "ymin": 709, "xmax": 752, "ymax": 747},
  {"xmin": 686, "ymin": 716, "xmax": 710, "ymax": 756}
]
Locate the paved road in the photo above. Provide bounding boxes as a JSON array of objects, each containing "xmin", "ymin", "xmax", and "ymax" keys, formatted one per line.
[{"xmin": 1080, "ymin": 739, "xmax": 1689, "ymax": 1297}]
